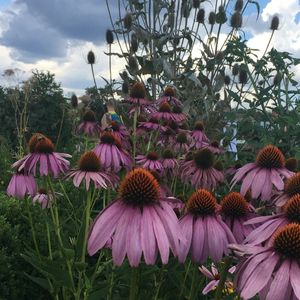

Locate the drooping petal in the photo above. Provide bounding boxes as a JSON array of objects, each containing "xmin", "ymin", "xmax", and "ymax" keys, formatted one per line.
[{"xmin": 290, "ymin": 260, "xmax": 300, "ymax": 299}]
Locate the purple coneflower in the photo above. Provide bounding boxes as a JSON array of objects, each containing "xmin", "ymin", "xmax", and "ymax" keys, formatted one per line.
[
  {"xmin": 33, "ymin": 188, "xmax": 52, "ymax": 209},
  {"xmin": 136, "ymin": 152, "xmax": 163, "ymax": 171},
  {"xmin": 220, "ymin": 192, "xmax": 256, "ymax": 243},
  {"xmin": 93, "ymin": 132, "xmax": 132, "ymax": 172},
  {"xmin": 65, "ymin": 151, "xmax": 117, "ymax": 190},
  {"xmin": 126, "ymin": 82, "xmax": 150, "ymax": 105},
  {"xmin": 171, "ymin": 105, "xmax": 188, "ymax": 123},
  {"xmin": 199, "ymin": 263, "xmax": 235, "ymax": 295},
  {"xmin": 173, "ymin": 132, "xmax": 190, "ymax": 154},
  {"xmin": 157, "ymin": 123, "xmax": 177, "ymax": 147},
  {"xmin": 190, "ymin": 121, "xmax": 210, "ymax": 149},
  {"xmin": 156, "ymin": 86, "xmax": 183, "ymax": 107},
  {"xmin": 77, "ymin": 110, "xmax": 101, "ymax": 137},
  {"xmin": 231, "ymin": 145, "xmax": 294, "ymax": 201},
  {"xmin": 87, "ymin": 168, "xmax": 183, "ymax": 267},
  {"xmin": 274, "ymin": 172, "xmax": 300, "ymax": 207},
  {"xmin": 204, "ymin": 141, "xmax": 225, "ymax": 154},
  {"xmin": 230, "ymin": 223, "xmax": 300, "ymax": 300},
  {"xmin": 178, "ymin": 189, "xmax": 236, "ymax": 263},
  {"xmin": 13, "ymin": 133, "xmax": 71, "ymax": 177},
  {"xmin": 107, "ymin": 121, "xmax": 131, "ymax": 150},
  {"xmin": 138, "ymin": 117, "xmax": 162, "ymax": 132},
  {"xmin": 180, "ymin": 148, "xmax": 224, "ymax": 190},
  {"xmin": 7, "ymin": 171, "xmax": 37, "ymax": 199},
  {"xmin": 150, "ymin": 102, "xmax": 177, "ymax": 122},
  {"xmin": 244, "ymin": 193, "xmax": 300, "ymax": 246},
  {"xmin": 160, "ymin": 148, "xmax": 178, "ymax": 177}
]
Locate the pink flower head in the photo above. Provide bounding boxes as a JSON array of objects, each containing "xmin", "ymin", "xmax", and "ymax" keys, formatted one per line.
[
  {"xmin": 157, "ymin": 123, "xmax": 177, "ymax": 147},
  {"xmin": 156, "ymin": 86, "xmax": 183, "ymax": 107},
  {"xmin": 274, "ymin": 172, "xmax": 300, "ymax": 207},
  {"xmin": 160, "ymin": 148, "xmax": 178, "ymax": 177},
  {"xmin": 76, "ymin": 110, "xmax": 101, "ymax": 137},
  {"xmin": 178, "ymin": 189, "xmax": 236, "ymax": 264},
  {"xmin": 172, "ymin": 132, "xmax": 191, "ymax": 154},
  {"xmin": 244, "ymin": 194, "xmax": 300, "ymax": 246},
  {"xmin": 180, "ymin": 149, "xmax": 224, "ymax": 190},
  {"xmin": 190, "ymin": 121, "xmax": 210, "ymax": 149},
  {"xmin": 136, "ymin": 152, "xmax": 163, "ymax": 171},
  {"xmin": 150, "ymin": 102, "xmax": 178, "ymax": 122},
  {"xmin": 231, "ymin": 145, "xmax": 294, "ymax": 201},
  {"xmin": 128, "ymin": 103, "xmax": 157, "ymax": 118},
  {"xmin": 220, "ymin": 192, "xmax": 256, "ymax": 243},
  {"xmin": 126, "ymin": 82, "xmax": 150, "ymax": 105},
  {"xmin": 88, "ymin": 168, "xmax": 183, "ymax": 267},
  {"xmin": 138, "ymin": 117, "xmax": 162, "ymax": 132},
  {"xmin": 33, "ymin": 188, "xmax": 52, "ymax": 209},
  {"xmin": 199, "ymin": 263, "xmax": 236, "ymax": 295},
  {"xmin": 204, "ymin": 141, "xmax": 225, "ymax": 154},
  {"xmin": 93, "ymin": 132, "xmax": 132, "ymax": 172},
  {"xmin": 7, "ymin": 171, "xmax": 37, "ymax": 199},
  {"xmin": 12, "ymin": 133, "xmax": 71, "ymax": 178},
  {"xmin": 171, "ymin": 105, "xmax": 188, "ymax": 123},
  {"xmin": 65, "ymin": 151, "xmax": 118, "ymax": 190},
  {"xmin": 107, "ymin": 121, "xmax": 131, "ymax": 150},
  {"xmin": 230, "ymin": 224, "xmax": 300, "ymax": 300}
]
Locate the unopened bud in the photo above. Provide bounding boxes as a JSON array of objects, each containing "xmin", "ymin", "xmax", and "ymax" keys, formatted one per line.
[
  {"xmin": 230, "ymin": 11, "xmax": 242, "ymax": 28},
  {"xmin": 87, "ymin": 50, "xmax": 95, "ymax": 65},
  {"xmin": 208, "ymin": 11, "xmax": 216, "ymax": 25},
  {"xmin": 124, "ymin": 13, "xmax": 133, "ymax": 30},
  {"xmin": 235, "ymin": 0, "xmax": 243, "ymax": 12},
  {"xmin": 197, "ymin": 9, "xmax": 205, "ymax": 23},
  {"xmin": 106, "ymin": 29, "xmax": 114, "ymax": 44},
  {"xmin": 270, "ymin": 15, "xmax": 279, "ymax": 30}
]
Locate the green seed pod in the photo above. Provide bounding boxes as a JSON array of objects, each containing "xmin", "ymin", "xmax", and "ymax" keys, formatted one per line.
[
  {"xmin": 130, "ymin": 33, "xmax": 138, "ymax": 52},
  {"xmin": 239, "ymin": 66, "xmax": 248, "ymax": 84},
  {"xmin": 216, "ymin": 6, "xmax": 227, "ymax": 24},
  {"xmin": 230, "ymin": 11, "xmax": 242, "ymax": 28}
]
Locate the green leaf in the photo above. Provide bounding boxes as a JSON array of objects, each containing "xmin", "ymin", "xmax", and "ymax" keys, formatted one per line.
[
  {"xmin": 249, "ymin": 0, "xmax": 260, "ymax": 20},
  {"xmin": 24, "ymin": 273, "xmax": 51, "ymax": 292}
]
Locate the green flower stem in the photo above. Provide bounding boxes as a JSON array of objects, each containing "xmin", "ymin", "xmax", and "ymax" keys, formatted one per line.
[
  {"xmin": 179, "ymin": 260, "xmax": 191, "ymax": 299},
  {"xmin": 189, "ymin": 264, "xmax": 199, "ymax": 300},
  {"xmin": 129, "ymin": 267, "xmax": 140, "ymax": 300},
  {"xmin": 214, "ymin": 256, "xmax": 233, "ymax": 300},
  {"xmin": 132, "ymin": 107, "xmax": 139, "ymax": 163},
  {"xmin": 25, "ymin": 197, "xmax": 40, "ymax": 259},
  {"xmin": 81, "ymin": 188, "xmax": 92, "ymax": 263}
]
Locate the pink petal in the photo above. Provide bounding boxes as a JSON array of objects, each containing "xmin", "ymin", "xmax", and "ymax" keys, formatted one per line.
[{"xmin": 290, "ymin": 260, "xmax": 300, "ymax": 299}]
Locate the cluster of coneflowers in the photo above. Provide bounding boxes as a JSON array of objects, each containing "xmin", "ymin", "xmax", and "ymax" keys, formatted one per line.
[{"xmin": 7, "ymin": 82, "xmax": 300, "ymax": 299}]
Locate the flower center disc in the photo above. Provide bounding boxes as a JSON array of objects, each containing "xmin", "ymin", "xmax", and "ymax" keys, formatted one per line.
[
  {"xmin": 28, "ymin": 133, "xmax": 46, "ymax": 153},
  {"xmin": 285, "ymin": 173, "xmax": 300, "ymax": 196},
  {"xmin": 194, "ymin": 121, "xmax": 204, "ymax": 131},
  {"xmin": 34, "ymin": 137, "xmax": 54, "ymax": 153},
  {"xmin": 130, "ymin": 82, "xmax": 146, "ymax": 99},
  {"xmin": 146, "ymin": 152, "xmax": 159, "ymax": 161},
  {"xmin": 162, "ymin": 149, "xmax": 174, "ymax": 159},
  {"xmin": 256, "ymin": 145, "xmax": 285, "ymax": 168},
  {"xmin": 119, "ymin": 168, "xmax": 160, "ymax": 205},
  {"xmin": 273, "ymin": 223, "xmax": 300, "ymax": 259},
  {"xmin": 159, "ymin": 102, "xmax": 172, "ymax": 113},
  {"xmin": 164, "ymin": 86, "xmax": 175, "ymax": 97},
  {"xmin": 83, "ymin": 110, "xmax": 96, "ymax": 122},
  {"xmin": 100, "ymin": 132, "xmax": 121, "ymax": 147},
  {"xmin": 193, "ymin": 149, "xmax": 214, "ymax": 169},
  {"xmin": 79, "ymin": 151, "xmax": 101, "ymax": 172},
  {"xmin": 221, "ymin": 192, "xmax": 248, "ymax": 218},
  {"xmin": 285, "ymin": 158, "xmax": 298, "ymax": 172},
  {"xmin": 176, "ymin": 133, "xmax": 187, "ymax": 144},
  {"xmin": 284, "ymin": 194, "xmax": 300, "ymax": 223},
  {"xmin": 187, "ymin": 189, "xmax": 216, "ymax": 215}
]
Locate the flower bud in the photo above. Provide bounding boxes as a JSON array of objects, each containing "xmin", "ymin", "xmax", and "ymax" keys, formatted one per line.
[
  {"xmin": 270, "ymin": 15, "xmax": 279, "ymax": 30},
  {"xmin": 230, "ymin": 11, "xmax": 242, "ymax": 28},
  {"xmin": 208, "ymin": 11, "xmax": 216, "ymax": 25},
  {"xmin": 239, "ymin": 66, "xmax": 248, "ymax": 84},
  {"xmin": 106, "ymin": 29, "xmax": 114, "ymax": 44},
  {"xmin": 71, "ymin": 94, "xmax": 78, "ymax": 108},
  {"xmin": 235, "ymin": 0, "xmax": 243, "ymax": 12},
  {"xmin": 130, "ymin": 33, "xmax": 138, "ymax": 52},
  {"xmin": 197, "ymin": 9, "xmax": 205, "ymax": 23},
  {"xmin": 232, "ymin": 64, "xmax": 239, "ymax": 76},
  {"xmin": 124, "ymin": 13, "xmax": 133, "ymax": 30},
  {"xmin": 87, "ymin": 50, "xmax": 95, "ymax": 64}
]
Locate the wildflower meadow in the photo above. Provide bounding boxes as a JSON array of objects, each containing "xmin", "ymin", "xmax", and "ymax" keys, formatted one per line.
[{"xmin": 1, "ymin": 0, "xmax": 300, "ymax": 299}]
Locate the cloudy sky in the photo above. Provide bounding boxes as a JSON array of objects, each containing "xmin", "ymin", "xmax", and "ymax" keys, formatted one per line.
[{"xmin": 0, "ymin": 0, "xmax": 299, "ymax": 96}]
